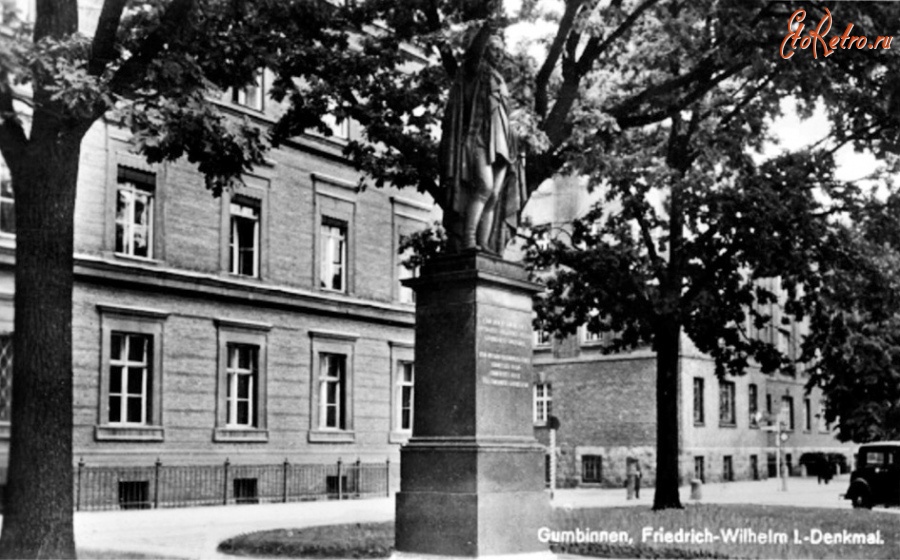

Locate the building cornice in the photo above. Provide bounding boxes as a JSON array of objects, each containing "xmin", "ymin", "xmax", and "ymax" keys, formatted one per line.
[{"xmin": 0, "ymin": 248, "xmax": 414, "ymax": 328}]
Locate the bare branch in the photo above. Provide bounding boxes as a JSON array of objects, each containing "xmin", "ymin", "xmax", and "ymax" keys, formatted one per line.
[{"xmin": 535, "ymin": 0, "xmax": 583, "ymax": 117}]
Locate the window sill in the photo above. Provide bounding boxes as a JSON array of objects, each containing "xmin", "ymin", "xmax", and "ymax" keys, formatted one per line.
[
  {"xmin": 113, "ymin": 253, "xmax": 160, "ymax": 265},
  {"xmin": 308, "ymin": 430, "xmax": 355, "ymax": 443},
  {"xmin": 213, "ymin": 428, "xmax": 269, "ymax": 443},
  {"xmin": 95, "ymin": 425, "xmax": 164, "ymax": 442},
  {"xmin": 389, "ymin": 430, "xmax": 412, "ymax": 444},
  {"xmin": 694, "ymin": 422, "xmax": 705, "ymax": 427},
  {"xmin": 719, "ymin": 423, "xmax": 737, "ymax": 429}
]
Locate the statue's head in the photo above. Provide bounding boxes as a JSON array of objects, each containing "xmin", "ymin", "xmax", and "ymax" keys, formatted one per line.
[{"xmin": 486, "ymin": 34, "xmax": 505, "ymax": 63}]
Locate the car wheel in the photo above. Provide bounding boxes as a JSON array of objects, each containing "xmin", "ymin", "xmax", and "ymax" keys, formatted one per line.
[{"xmin": 851, "ymin": 488, "xmax": 873, "ymax": 509}]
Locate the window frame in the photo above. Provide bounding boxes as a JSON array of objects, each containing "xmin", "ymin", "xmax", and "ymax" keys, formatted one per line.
[
  {"xmin": 533, "ymin": 382, "xmax": 552, "ymax": 426},
  {"xmin": 309, "ymin": 330, "xmax": 358, "ymax": 443},
  {"xmin": 748, "ymin": 383, "xmax": 759, "ymax": 428},
  {"xmin": 718, "ymin": 380, "xmax": 736, "ymax": 427},
  {"xmin": 781, "ymin": 395, "xmax": 795, "ymax": 431},
  {"xmin": 319, "ymin": 218, "xmax": 348, "ymax": 292},
  {"xmin": 581, "ymin": 455, "xmax": 602, "ymax": 483},
  {"xmin": 114, "ymin": 167, "xmax": 156, "ymax": 260},
  {"xmin": 228, "ymin": 69, "xmax": 265, "ymax": 112},
  {"xmin": 219, "ymin": 175, "xmax": 269, "ymax": 280},
  {"xmin": 391, "ymin": 197, "xmax": 431, "ymax": 305},
  {"xmin": 693, "ymin": 377, "xmax": 705, "ymax": 425},
  {"xmin": 105, "ymin": 158, "xmax": 166, "ymax": 262},
  {"xmin": 803, "ymin": 397, "xmax": 812, "ymax": 432},
  {"xmin": 313, "ymin": 174, "xmax": 357, "ymax": 295},
  {"xmin": 225, "ymin": 343, "xmax": 259, "ymax": 428},
  {"xmin": 229, "ymin": 197, "xmax": 261, "ymax": 278},
  {"xmin": 108, "ymin": 332, "xmax": 153, "ymax": 426},
  {"xmin": 96, "ymin": 304, "xmax": 168, "ymax": 441},
  {"xmin": 213, "ymin": 318, "xmax": 270, "ymax": 442},
  {"xmin": 389, "ymin": 341, "xmax": 414, "ymax": 442}
]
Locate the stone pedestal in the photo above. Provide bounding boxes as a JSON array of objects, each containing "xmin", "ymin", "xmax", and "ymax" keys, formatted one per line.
[{"xmin": 395, "ymin": 251, "xmax": 551, "ymax": 558}]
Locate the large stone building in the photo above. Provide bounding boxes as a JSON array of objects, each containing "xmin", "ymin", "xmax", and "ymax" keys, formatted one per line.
[
  {"xmin": 0, "ymin": 4, "xmax": 438, "ymax": 504},
  {"xmin": 524, "ymin": 178, "xmax": 855, "ymax": 489}
]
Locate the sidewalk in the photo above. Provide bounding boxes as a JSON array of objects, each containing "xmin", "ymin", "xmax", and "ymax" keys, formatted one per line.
[{"xmin": 72, "ymin": 475, "xmax": 890, "ymax": 559}]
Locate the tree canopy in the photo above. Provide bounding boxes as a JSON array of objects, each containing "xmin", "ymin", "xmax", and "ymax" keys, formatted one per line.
[{"xmin": 4, "ymin": 0, "xmax": 900, "ymax": 554}]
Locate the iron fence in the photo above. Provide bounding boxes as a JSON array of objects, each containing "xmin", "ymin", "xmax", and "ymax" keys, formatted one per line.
[{"xmin": 4, "ymin": 458, "xmax": 394, "ymax": 512}]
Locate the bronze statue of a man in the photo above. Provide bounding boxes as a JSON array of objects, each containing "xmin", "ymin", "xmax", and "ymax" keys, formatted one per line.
[{"xmin": 439, "ymin": 23, "xmax": 525, "ymax": 254}]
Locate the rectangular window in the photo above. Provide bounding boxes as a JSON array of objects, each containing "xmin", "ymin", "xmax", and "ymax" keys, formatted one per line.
[
  {"xmin": 397, "ymin": 361, "xmax": 414, "ymax": 432},
  {"xmin": 534, "ymin": 383, "xmax": 552, "ymax": 425},
  {"xmin": 230, "ymin": 199, "xmax": 260, "ymax": 277},
  {"xmin": 534, "ymin": 325, "xmax": 551, "ymax": 347},
  {"xmin": 719, "ymin": 381, "xmax": 736, "ymax": 426},
  {"xmin": 397, "ymin": 248, "xmax": 417, "ymax": 304},
  {"xmin": 748, "ymin": 383, "xmax": 759, "ymax": 428},
  {"xmin": 803, "ymin": 398, "xmax": 811, "ymax": 431},
  {"xmin": 781, "ymin": 395, "xmax": 795, "ymax": 430},
  {"xmin": 582, "ymin": 455, "xmax": 602, "ymax": 483},
  {"xmin": 818, "ymin": 403, "xmax": 829, "ymax": 433},
  {"xmin": 214, "ymin": 319, "xmax": 269, "ymax": 442},
  {"xmin": 230, "ymin": 71, "xmax": 264, "ymax": 111},
  {"xmin": 319, "ymin": 353, "xmax": 347, "ymax": 430},
  {"xmin": 582, "ymin": 327, "xmax": 602, "ymax": 344},
  {"xmin": 694, "ymin": 456, "xmax": 705, "ymax": 483},
  {"xmin": 693, "ymin": 378, "xmax": 705, "ymax": 425},
  {"xmin": 766, "ymin": 393, "xmax": 772, "ymax": 415},
  {"xmin": 225, "ymin": 344, "xmax": 258, "ymax": 428},
  {"xmin": 115, "ymin": 168, "xmax": 154, "ymax": 258},
  {"xmin": 0, "ymin": 159, "xmax": 13, "ymax": 235},
  {"xmin": 108, "ymin": 333, "xmax": 152, "ymax": 425},
  {"xmin": 0, "ymin": 334, "xmax": 12, "ymax": 423},
  {"xmin": 750, "ymin": 455, "xmax": 759, "ymax": 480},
  {"xmin": 723, "ymin": 456, "xmax": 734, "ymax": 482},
  {"xmin": 97, "ymin": 305, "xmax": 167, "ymax": 441},
  {"xmin": 320, "ymin": 220, "xmax": 347, "ymax": 292}
]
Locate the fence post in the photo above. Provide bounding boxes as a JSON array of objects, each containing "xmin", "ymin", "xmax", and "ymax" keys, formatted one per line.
[
  {"xmin": 282, "ymin": 458, "xmax": 289, "ymax": 503},
  {"xmin": 356, "ymin": 458, "xmax": 362, "ymax": 498},
  {"xmin": 385, "ymin": 458, "xmax": 391, "ymax": 497},
  {"xmin": 76, "ymin": 458, "xmax": 85, "ymax": 512},
  {"xmin": 154, "ymin": 457, "xmax": 162, "ymax": 509},
  {"xmin": 223, "ymin": 458, "xmax": 230, "ymax": 506},
  {"xmin": 337, "ymin": 458, "xmax": 343, "ymax": 501}
]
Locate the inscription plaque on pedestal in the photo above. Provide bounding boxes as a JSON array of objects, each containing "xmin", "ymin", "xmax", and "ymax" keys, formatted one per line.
[{"xmin": 394, "ymin": 251, "xmax": 552, "ymax": 559}]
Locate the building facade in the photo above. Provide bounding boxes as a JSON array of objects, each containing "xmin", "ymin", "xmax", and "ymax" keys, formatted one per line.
[
  {"xmin": 524, "ymin": 178, "xmax": 855, "ymax": 489},
  {"xmin": 0, "ymin": 65, "xmax": 437, "ymax": 504}
]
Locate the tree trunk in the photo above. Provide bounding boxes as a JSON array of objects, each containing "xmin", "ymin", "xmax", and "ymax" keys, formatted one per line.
[
  {"xmin": 0, "ymin": 136, "xmax": 81, "ymax": 559},
  {"xmin": 652, "ymin": 314, "xmax": 684, "ymax": 510}
]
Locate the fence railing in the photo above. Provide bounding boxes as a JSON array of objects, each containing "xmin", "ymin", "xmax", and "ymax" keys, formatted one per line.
[{"xmin": 58, "ymin": 458, "xmax": 389, "ymax": 512}]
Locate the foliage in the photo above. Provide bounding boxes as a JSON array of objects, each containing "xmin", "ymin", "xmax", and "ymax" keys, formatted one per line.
[
  {"xmin": 398, "ymin": 222, "xmax": 446, "ymax": 271},
  {"xmin": 803, "ymin": 194, "xmax": 900, "ymax": 442}
]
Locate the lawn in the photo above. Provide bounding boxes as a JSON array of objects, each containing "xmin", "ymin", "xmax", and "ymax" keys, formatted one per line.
[{"xmin": 218, "ymin": 504, "xmax": 900, "ymax": 559}]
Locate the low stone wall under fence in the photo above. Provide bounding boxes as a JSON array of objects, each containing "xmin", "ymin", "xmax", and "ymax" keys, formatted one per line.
[{"xmin": 58, "ymin": 458, "xmax": 391, "ymax": 512}]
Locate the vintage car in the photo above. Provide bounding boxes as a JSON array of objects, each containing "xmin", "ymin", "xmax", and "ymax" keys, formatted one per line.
[{"xmin": 845, "ymin": 442, "xmax": 900, "ymax": 509}]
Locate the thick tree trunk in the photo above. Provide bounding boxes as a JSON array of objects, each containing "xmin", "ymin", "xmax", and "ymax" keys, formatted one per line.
[
  {"xmin": 653, "ymin": 315, "xmax": 684, "ymax": 510},
  {"xmin": 0, "ymin": 137, "xmax": 81, "ymax": 558}
]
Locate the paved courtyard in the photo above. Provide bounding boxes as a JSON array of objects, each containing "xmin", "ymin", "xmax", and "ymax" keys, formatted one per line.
[{"xmin": 59, "ymin": 474, "xmax": 896, "ymax": 559}]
